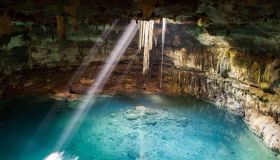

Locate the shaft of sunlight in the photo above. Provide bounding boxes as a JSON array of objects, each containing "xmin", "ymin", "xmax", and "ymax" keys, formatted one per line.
[
  {"xmin": 67, "ymin": 20, "xmax": 119, "ymax": 87},
  {"xmin": 20, "ymin": 20, "xmax": 119, "ymax": 159},
  {"xmin": 53, "ymin": 20, "xmax": 138, "ymax": 151}
]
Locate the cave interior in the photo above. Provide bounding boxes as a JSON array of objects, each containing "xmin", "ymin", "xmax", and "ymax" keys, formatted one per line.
[{"xmin": 0, "ymin": 0, "xmax": 280, "ymax": 159}]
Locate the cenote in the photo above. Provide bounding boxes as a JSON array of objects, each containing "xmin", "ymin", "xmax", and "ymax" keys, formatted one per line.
[
  {"xmin": 0, "ymin": 94, "xmax": 278, "ymax": 160},
  {"xmin": 1, "ymin": 1, "xmax": 280, "ymax": 159}
]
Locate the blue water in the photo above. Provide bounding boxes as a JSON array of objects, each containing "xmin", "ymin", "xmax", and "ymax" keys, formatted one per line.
[{"xmin": 0, "ymin": 94, "xmax": 278, "ymax": 160}]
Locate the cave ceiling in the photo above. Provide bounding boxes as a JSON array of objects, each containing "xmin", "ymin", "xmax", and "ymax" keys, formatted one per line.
[{"xmin": 0, "ymin": 0, "xmax": 280, "ymax": 54}]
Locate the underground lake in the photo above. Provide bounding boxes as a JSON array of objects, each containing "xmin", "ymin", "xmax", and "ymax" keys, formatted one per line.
[{"xmin": 0, "ymin": 94, "xmax": 278, "ymax": 160}]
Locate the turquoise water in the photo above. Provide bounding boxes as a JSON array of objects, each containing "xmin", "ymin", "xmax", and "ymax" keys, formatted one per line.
[{"xmin": 0, "ymin": 94, "xmax": 278, "ymax": 160}]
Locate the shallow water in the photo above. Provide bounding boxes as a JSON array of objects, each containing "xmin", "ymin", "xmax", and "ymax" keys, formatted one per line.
[{"xmin": 0, "ymin": 94, "xmax": 278, "ymax": 160}]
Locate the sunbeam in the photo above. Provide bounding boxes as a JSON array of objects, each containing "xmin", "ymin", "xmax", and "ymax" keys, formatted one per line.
[
  {"xmin": 66, "ymin": 20, "xmax": 119, "ymax": 88},
  {"xmin": 20, "ymin": 20, "xmax": 119, "ymax": 159},
  {"xmin": 51, "ymin": 20, "xmax": 138, "ymax": 153}
]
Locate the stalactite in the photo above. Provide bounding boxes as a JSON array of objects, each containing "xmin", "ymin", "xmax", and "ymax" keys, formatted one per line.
[
  {"xmin": 141, "ymin": 21, "xmax": 145, "ymax": 48},
  {"xmin": 143, "ymin": 21, "xmax": 149, "ymax": 74},
  {"xmin": 160, "ymin": 18, "xmax": 167, "ymax": 88},
  {"xmin": 148, "ymin": 20, "xmax": 154, "ymax": 50},
  {"xmin": 56, "ymin": 15, "xmax": 66, "ymax": 40},
  {"xmin": 138, "ymin": 21, "xmax": 143, "ymax": 50},
  {"xmin": 138, "ymin": 20, "xmax": 154, "ymax": 75}
]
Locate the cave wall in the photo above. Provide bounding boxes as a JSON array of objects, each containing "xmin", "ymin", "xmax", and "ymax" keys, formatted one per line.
[{"xmin": 0, "ymin": 19, "xmax": 127, "ymax": 74}]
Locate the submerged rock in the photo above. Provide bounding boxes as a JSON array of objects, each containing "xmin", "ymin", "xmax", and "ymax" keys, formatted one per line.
[
  {"xmin": 144, "ymin": 117, "xmax": 158, "ymax": 126},
  {"xmin": 145, "ymin": 108, "xmax": 159, "ymax": 115},
  {"xmin": 176, "ymin": 118, "xmax": 189, "ymax": 127},
  {"xmin": 136, "ymin": 105, "xmax": 146, "ymax": 110},
  {"xmin": 127, "ymin": 149, "xmax": 138, "ymax": 159},
  {"xmin": 124, "ymin": 113, "xmax": 140, "ymax": 121},
  {"xmin": 123, "ymin": 106, "xmax": 165, "ymax": 122},
  {"xmin": 121, "ymin": 106, "xmax": 185, "ymax": 128},
  {"xmin": 123, "ymin": 109, "xmax": 142, "ymax": 120},
  {"xmin": 110, "ymin": 112, "xmax": 118, "ymax": 118}
]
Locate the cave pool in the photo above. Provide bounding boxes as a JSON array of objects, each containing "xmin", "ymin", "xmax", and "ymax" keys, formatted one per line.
[{"xmin": 0, "ymin": 94, "xmax": 278, "ymax": 160}]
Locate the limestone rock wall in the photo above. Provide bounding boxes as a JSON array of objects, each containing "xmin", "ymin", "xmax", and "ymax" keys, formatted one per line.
[{"xmin": 0, "ymin": 21, "xmax": 124, "ymax": 74}]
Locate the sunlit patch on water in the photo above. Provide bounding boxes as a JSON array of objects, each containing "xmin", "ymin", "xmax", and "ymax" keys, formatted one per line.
[{"xmin": 44, "ymin": 151, "xmax": 78, "ymax": 160}]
